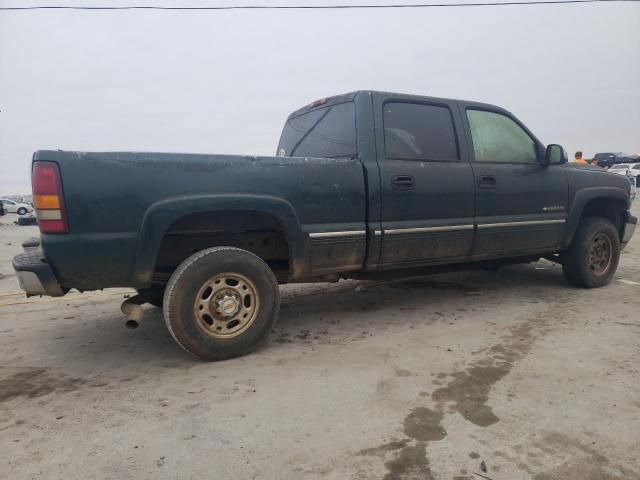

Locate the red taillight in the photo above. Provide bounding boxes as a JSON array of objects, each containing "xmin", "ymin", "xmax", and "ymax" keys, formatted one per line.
[{"xmin": 32, "ymin": 161, "xmax": 68, "ymax": 233}]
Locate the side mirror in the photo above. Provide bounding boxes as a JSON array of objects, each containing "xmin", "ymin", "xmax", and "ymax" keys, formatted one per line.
[{"xmin": 543, "ymin": 144, "xmax": 567, "ymax": 166}]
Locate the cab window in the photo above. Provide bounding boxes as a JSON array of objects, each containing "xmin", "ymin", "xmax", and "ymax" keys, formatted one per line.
[
  {"xmin": 467, "ymin": 109, "xmax": 538, "ymax": 164},
  {"xmin": 383, "ymin": 102, "xmax": 459, "ymax": 161},
  {"xmin": 277, "ymin": 102, "xmax": 356, "ymax": 159}
]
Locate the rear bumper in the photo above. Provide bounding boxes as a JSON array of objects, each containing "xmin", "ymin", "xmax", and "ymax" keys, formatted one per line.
[
  {"xmin": 12, "ymin": 244, "xmax": 66, "ymax": 297},
  {"xmin": 621, "ymin": 211, "xmax": 637, "ymax": 250}
]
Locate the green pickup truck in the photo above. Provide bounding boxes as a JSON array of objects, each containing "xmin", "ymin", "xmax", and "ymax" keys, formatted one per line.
[{"xmin": 13, "ymin": 91, "xmax": 637, "ymax": 360}]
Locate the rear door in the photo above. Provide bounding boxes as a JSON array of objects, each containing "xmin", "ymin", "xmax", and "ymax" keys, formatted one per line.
[
  {"xmin": 277, "ymin": 98, "xmax": 367, "ymax": 275},
  {"xmin": 461, "ymin": 106, "xmax": 568, "ymax": 256},
  {"xmin": 375, "ymin": 94, "xmax": 475, "ymax": 265}
]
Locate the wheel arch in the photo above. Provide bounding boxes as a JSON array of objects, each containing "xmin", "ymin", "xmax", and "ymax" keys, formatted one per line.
[
  {"xmin": 132, "ymin": 194, "xmax": 306, "ymax": 287},
  {"xmin": 563, "ymin": 187, "xmax": 628, "ymax": 248}
]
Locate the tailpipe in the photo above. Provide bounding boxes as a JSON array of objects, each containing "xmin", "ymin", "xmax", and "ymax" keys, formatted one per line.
[
  {"xmin": 121, "ymin": 293, "xmax": 149, "ymax": 329},
  {"xmin": 125, "ymin": 319, "xmax": 139, "ymax": 330}
]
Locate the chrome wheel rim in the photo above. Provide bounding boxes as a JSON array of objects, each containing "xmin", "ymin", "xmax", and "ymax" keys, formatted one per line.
[
  {"xmin": 194, "ymin": 273, "xmax": 259, "ymax": 339},
  {"xmin": 588, "ymin": 233, "xmax": 613, "ymax": 276}
]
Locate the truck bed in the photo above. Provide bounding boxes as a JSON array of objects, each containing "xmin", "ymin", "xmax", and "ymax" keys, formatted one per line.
[{"xmin": 35, "ymin": 150, "xmax": 367, "ymax": 290}]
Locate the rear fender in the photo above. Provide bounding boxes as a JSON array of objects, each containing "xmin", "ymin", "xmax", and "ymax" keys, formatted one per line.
[{"xmin": 133, "ymin": 194, "xmax": 305, "ymax": 286}]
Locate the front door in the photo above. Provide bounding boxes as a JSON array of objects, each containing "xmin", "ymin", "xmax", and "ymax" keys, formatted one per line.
[
  {"xmin": 378, "ymin": 99, "xmax": 476, "ymax": 265},
  {"xmin": 463, "ymin": 107, "xmax": 568, "ymax": 256}
]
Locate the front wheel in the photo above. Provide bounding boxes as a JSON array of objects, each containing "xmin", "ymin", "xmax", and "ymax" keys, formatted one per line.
[
  {"xmin": 562, "ymin": 217, "xmax": 620, "ymax": 288},
  {"xmin": 163, "ymin": 247, "xmax": 280, "ymax": 361},
  {"xmin": 17, "ymin": 207, "xmax": 28, "ymax": 216}
]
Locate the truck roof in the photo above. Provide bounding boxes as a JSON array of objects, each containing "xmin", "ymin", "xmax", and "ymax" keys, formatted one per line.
[{"xmin": 287, "ymin": 90, "xmax": 500, "ymax": 120}]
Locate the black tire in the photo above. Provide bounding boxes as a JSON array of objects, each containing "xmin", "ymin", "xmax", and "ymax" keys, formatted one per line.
[
  {"xmin": 163, "ymin": 247, "xmax": 279, "ymax": 361},
  {"xmin": 562, "ymin": 217, "xmax": 620, "ymax": 288},
  {"xmin": 17, "ymin": 207, "xmax": 27, "ymax": 216}
]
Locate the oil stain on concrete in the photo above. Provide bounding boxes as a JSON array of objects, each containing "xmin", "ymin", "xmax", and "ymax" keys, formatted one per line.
[
  {"xmin": 358, "ymin": 309, "xmax": 553, "ymax": 479},
  {"xmin": 432, "ymin": 319, "xmax": 543, "ymax": 427},
  {"xmin": 382, "ymin": 442, "xmax": 432, "ymax": 480},
  {"xmin": 403, "ymin": 407, "xmax": 446, "ymax": 442},
  {"xmin": 0, "ymin": 368, "xmax": 87, "ymax": 402},
  {"xmin": 359, "ymin": 407, "xmax": 447, "ymax": 480},
  {"xmin": 357, "ymin": 439, "xmax": 410, "ymax": 457}
]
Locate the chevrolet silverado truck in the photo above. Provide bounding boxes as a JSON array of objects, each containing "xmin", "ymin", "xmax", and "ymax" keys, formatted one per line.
[{"xmin": 13, "ymin": 91, "xmax": 637, "ymax": 360}]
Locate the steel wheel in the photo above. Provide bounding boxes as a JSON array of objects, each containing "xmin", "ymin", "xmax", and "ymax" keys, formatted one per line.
[
  {"xmin": 587, "ymin": 233, "xmax": 613, "ymax": 276},
  {"xmin": 194, "ymin": 273, "xmax": 260, "ymax": 339}
]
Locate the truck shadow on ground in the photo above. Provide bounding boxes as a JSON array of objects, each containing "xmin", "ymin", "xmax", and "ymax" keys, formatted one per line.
[
  {"xmin": 271, "ymin": 263, "xmax": 567, "ymax": 346},
  {"xmin": 40, "ymin": 262, "xmax": 569, "ymax": 368}
]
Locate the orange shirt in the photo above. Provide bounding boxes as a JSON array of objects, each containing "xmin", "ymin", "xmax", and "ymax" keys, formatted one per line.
[{"xmin": 575, "ymin": 158, "xmax": 587, "ymax": 164}]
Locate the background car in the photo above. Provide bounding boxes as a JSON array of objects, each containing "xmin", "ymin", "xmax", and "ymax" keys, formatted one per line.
[
  {"xmin": 609, "ymin": 163, "xmax": 639, "ymax": 201},
  {"xmin": 609, "ymin": 162, "xmax": 640, "ymax": 180},
  {"xmin": 594, "ymin": 152, "xmax": 633, "ymax": 168},
  {"xmin": 0, "ymin": 198, "xmax": 34, "ymax": 216}
]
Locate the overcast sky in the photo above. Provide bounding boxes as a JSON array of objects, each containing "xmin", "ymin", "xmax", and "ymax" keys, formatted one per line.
[{"xmin": 1, "ymin": 0, "xmax": 639, "ymax": 194}]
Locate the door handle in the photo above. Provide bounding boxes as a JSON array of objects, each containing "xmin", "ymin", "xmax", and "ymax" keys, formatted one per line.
[
  {"xmin": 477, "ymin": 175, "xmax": 497, "ymax": 189},
  {"xmin": 392, "ymin": 175, "xmax": 415, "ymax": 190}
]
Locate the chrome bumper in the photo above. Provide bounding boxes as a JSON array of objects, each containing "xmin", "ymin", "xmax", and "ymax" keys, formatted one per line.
[{"xmin": 12, "ymin": 246, "xmax": 66, "ymax": 297}]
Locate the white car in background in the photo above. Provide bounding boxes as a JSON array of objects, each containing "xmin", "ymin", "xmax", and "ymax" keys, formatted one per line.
[
  {"xmin": 608, "ymin": 163, "xmax": 639, "ymax": 201},
  {"xmin": 609, "ymin": 162, "xmax": 640, "ymax": 180},
  {"xmin": 0, "ymin": 198, "xmax": 34, "ymax": 216}
]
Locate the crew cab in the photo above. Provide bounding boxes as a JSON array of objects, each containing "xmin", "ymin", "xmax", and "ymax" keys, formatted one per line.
[{"xmin": 13, "ymin": 91, "xmax": 637, "ymax": 360}]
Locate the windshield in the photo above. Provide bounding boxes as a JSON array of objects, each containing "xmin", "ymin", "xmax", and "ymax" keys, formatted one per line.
[
  {"xmin": 610, "ymin": 164, "xmax": 627, "ymax": 169},
  {"xmin": 277, "ymin": 101, "xmax": 357, "ymax": 159}
]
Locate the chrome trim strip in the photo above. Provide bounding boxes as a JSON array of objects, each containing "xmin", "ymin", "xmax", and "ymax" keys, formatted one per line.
[
  {"xmin": 310, "ymin": 220, "xmax": 565, "ymax": 238},
  {"xmin": 384, "ymin": 225, "xmax": 474, "ymax": 235},
  {"xmin": 478, "ymin": 219, "xmax": 565, "ymax": 229},
  {"xmin": 308, "ymin": 230, "xmax": 366, "ymax": 239}
]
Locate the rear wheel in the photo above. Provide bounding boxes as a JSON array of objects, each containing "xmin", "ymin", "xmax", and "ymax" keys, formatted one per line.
[
  {"xmin": 562, "ymin": 217, "xmax": 620, "ymax": 288},
  {"xmin": 163, "ymin": 247, "xmax": 279, "ymax": 360}
]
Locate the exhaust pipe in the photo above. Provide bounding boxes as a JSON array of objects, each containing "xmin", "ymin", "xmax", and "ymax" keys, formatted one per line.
[
  {"xmin": 121, "ymin": 293, "xmax": 148, "ymax": 329},
  {"xmin": 125, "ymin": 319, "xmax": 139, "ymax": 329}
]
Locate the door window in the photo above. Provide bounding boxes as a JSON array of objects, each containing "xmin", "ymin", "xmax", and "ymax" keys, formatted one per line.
[
  {"xmin": 467, "ymin": 110, "xmax": 538, "ymax": 164},
  {"xmin": 383, "ymin": 103, "xmax": 458, "ymax": 161}
]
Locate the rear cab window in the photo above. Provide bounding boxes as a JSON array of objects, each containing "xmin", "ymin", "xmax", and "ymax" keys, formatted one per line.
[
  {"xmin": 383, "ymin": 102, "xmax": 459, "ymax": 161},
  {"xmin": 277, "ymin": 101, "xmax": 357, "ymax": 159}
]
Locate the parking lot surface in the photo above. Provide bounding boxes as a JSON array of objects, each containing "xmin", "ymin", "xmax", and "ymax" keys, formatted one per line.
[{"xmin": 1, "ymin": 207, "xmax": 639, "ymax": 480}]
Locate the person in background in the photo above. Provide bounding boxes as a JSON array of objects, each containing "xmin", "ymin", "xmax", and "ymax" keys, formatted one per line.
[{"xmin": 574, "ymin": 151, "xmax": 587, "ymax": 164}]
